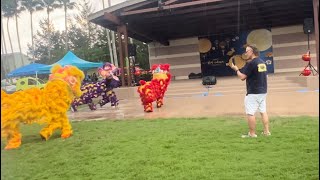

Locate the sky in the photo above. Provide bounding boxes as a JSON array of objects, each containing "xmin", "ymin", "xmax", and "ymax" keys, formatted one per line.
[{"xmin": 1, "ymin": 0, "xmax": 127, "ymax": 55}]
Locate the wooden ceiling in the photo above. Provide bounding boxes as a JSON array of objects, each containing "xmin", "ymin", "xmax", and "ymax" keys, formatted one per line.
[{"xmin": 90, "ymin": 0, "xmax": 315, "ymax": 46}]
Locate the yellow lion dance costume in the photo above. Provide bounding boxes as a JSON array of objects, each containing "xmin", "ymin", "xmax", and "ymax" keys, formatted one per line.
[
  {"xmin": 137, "ymin": 64, "xmax": 171, "ymax": 112},
  {"xmin": 1, "ymin": 65, "xmax": 84, "ymax": 150}
]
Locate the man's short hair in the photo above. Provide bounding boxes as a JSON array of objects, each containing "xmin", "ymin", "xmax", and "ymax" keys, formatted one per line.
[{"xmin": 246, "ymin": 44, "xmax": 260, "ymax": 56}]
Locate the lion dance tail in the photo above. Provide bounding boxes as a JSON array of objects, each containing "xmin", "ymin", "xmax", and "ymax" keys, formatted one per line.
[{"xmin": 1, "ymin": 90, "xmax": 22, "ymax": 150}]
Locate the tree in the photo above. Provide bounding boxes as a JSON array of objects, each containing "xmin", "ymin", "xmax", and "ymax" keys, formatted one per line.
[
  {"xmin": 1, "ymin": 7, "xmax": 7, "ymax": 55},
  {"xmin": 13, "ymin": 0, "xmax": 24, "ymax": 65},
  {"xmin": 102, "ymin": 0, "xmax": 114, "ymax": 65},
  {"xmin": 57, "ymin": 0, "xmax": 76, "ymax": 52},
  {"xmin": 42, "ymin": 0, "xmax": 60, "ymax": 23},
  {"xmin": 133, "ymin": 39, "xmax": 150, "ymax": 70},
  {"xmin": 68, "ymin": 0, "xmax": 110, "ymax": 62},
  {"xmin": 1, "ymin": 0, "xmax": 16, "ymax": 69},
  {"xmin": 29, "ymin": 19, "xmax": 65, "ymax": 64},
  {"xmin": 29, "ymin": 0, "xmax": 150, "ymax": 68},
  {"xmin": 42, "ymin": 0, "xmax": 60, "ymax": 62},
  {"xmin": 20, "ymin": 0, "xmax": 44, "ymax": 61},
  {"xmin": 1, "ymin": 15, "xmax": 8, "ymax": 78}
]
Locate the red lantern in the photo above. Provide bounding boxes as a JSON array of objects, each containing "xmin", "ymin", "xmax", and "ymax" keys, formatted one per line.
[
  {"xmin": 302, "ymin": 69, "xmax": 311, "ymax": 76},
  {"xmin": 134, "ymin": 70, "xmax": 141, "ymax": 76},
  {"xmin": 302, "ymin": 54, "xmax": 311, "ymax": 61}
]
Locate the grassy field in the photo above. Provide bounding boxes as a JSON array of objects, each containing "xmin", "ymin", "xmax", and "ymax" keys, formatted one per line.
[{"xmin": 1, "ymin": 116, "xmax": 319, "ymax": 180}]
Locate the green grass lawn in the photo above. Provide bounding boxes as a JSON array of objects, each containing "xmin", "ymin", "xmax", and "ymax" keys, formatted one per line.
[{"xmin": 1, "ymin": 116, "xmax": 319, "ymax": 180}]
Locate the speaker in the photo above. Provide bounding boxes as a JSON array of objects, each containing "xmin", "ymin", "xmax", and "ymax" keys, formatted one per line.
[
  {"xmin": 303, "ymin": 18, "xmax": 314, "ymax": 34},
  {"xmin": 188, "ymin": 72, "xmax": 202, "ymax": 79},
  {"xmin": 202, "ymin": 76, "xmax": 216, "ymax": 85},
  {"xmin": 128, "ymin": 44, "xmax": 137, "ymax": 56}
]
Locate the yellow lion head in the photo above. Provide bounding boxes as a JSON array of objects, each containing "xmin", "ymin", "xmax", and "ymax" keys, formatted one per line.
[{"xmin": 49, "ymin": 65, "xmax": 85, "ymax": 98}]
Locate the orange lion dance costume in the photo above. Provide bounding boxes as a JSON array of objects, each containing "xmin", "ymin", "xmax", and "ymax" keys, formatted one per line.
[
  {"xmin": 1, "ymin": 65, "xmax": 84, "ymax": 150},
  {"xmin": 137, "ymin": 64, "xmax": 171, "ymax": 112}
]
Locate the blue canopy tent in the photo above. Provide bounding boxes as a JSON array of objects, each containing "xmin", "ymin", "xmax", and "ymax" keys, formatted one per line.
[
  {"xmin": 7, "ymin": 63, "xmax": 49, "ymax": 78},
  {"xmin": 38, "ymin": 51, "xmax": 103, "ymax": 73}
]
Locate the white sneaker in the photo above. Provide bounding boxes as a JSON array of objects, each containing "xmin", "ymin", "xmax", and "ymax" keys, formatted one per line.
[
  {"xmin": 241, "ymin": 132, "xmax": 257, "ymax": 138},
  {"xmin": 261, "ymin": 131, "xmax": 271, "ymax": 136}
]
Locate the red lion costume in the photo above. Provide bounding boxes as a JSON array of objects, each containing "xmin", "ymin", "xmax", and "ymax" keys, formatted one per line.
[{"xmin": 137, "ymin": 64, "xmax": 171, "ymax": 112}]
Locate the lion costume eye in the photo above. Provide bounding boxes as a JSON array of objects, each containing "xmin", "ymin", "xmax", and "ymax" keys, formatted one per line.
[{"xmin": 68, "ymin": 76, "xmax": 77, "ymax": 85}]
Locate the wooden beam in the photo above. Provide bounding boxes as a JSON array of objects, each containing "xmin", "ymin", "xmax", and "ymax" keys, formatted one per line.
[
  {"xmin": 120, "ymin": 0, "xmax": 223, "ymax": 16},
  {"xmin": 122, "ymin": 0, "xmax": 157, "ymax": 12},
  {"xmin": 104, "ymin": 12, "xmax": 121, "ymax": 25},
  {"xmin": 123, "ymin": 0, "xmax": 270, "ymax": 18},
  {"xmin": 127, "ymin": 24, "xmax": 169, "ymax": 46},
  {"xmin": 135, "ymin": 8, "xmax": 311, "ymax": 32},
  {"xmin": 164, "ymin": 0, "xmax": 179, "ymax": 5},
  {"xmin": 103, "ymin": 12, "xmax": 169, "ymax": 46},
  {"xmin": 142, "ymin": 12, "xmax": 307, "ymax": 39},
  {"xmin": 167, "ymin": 18, "xmax": 302, "ymax": 40}
]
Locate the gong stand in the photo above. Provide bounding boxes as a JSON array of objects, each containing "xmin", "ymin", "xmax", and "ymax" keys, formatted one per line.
[
  {"xmin": 299, "ymin": 30, "xmax": 319, "ymax": 76},
  {"xmin": 299, "ymin": 51, "xmax": 319, "ymax": 76}
]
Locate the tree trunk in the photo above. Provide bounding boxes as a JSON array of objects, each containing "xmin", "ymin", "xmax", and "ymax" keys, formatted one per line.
[
  {"xmin": 1, "ymin": 15, "xmax": 8, "ymax": 56},
  {"xmin": 103, "ymin": 0, "xmax": 114, "ymax": 63},
  {"xmin": 111, "ymin": 31, "xmax": 118, "ymax": 67},
  {"xmin": 47, "ymin": 8, "xmax": 50, "ymax": 30},
  {"xmin": 47, "ymin": 8, "xmax": 51, "ymax": 63},
  {"xmin": 6, "ymin": 18, "xmax": 14, "ymax": 54},
  {"xmin": 15, "ymin": 14, "xmax": 24, "ymax": 66},
  {"xmin": 6, "ymin": 18, "xmax": 16, "ymax": 69},
  {"xmin": 1, "ymin": 41, "xmax": 7, "ymax": 78},
  {"xmin": 30, "ymin": 11, "xmax": 35, "ymax": 62},
  {"xmin": 1, "ymin": 44, "xmax": 6, "ymax": 79},
  {"xmin": 1, "ymin": 15, "xmax": 8, "ymax": 77},
  {"xmin": 106, "ymin": 30, "xmax": 114, "ymax": 64},
  {"xmin": 107, "ymin": 0, "xmax": 118, "ymax": 66},
  {"xmin": 64, "ymin": 3, "xmax": 69, "ymax": 52},
  {"xmin": 14, "ymin": 0, "xmax": 23, "ymax": 66}
]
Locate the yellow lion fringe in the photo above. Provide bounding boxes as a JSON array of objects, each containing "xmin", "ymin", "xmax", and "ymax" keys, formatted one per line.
[{"xmin": 1, "ymin": 65, "xmax": 84, "ymax": 150}]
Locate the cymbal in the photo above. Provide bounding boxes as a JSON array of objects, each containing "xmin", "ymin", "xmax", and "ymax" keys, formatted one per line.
[{"xmin": 226, "ymin": 55, "xmax": 246, "ymax": 69}]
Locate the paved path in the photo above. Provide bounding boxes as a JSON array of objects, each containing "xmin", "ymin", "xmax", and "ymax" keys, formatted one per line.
[{"xmin": 68, "ymin": 90, "xmax": 319, "ymax": 121}]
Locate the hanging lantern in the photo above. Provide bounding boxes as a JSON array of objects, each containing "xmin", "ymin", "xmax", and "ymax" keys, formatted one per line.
[
  {"xmin": 302, "ymin": 53, "xmax": 311, "ymax": 61},
  {"xmin": 302, "ymin": 69, "xmax": 311, "ymax": 76},
  {"xmin": 134, "ymin": 70, "xmax": 141, "ymax": 76},
  {"xmin": 134, "ymin": 66, "xmax": 142, "ymax": 76}
]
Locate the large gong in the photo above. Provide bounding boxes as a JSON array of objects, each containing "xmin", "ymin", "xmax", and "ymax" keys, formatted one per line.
[
  {"xmin": 246, "ymin": 29, "xmax": 272, "ymax": 51},
  {"xmin": 198, "ymin": 38, "xmax": 212, "ymax": 53}
]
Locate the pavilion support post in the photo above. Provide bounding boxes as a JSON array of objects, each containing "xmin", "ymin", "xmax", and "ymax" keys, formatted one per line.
[
  {"xmin": 122, "ymin": 25, "xmax": 132, "ymax": 86},
  {"xmin": 117, "ymin": 26, "xmax": 126, "ymax": 87},
  {"xmin": 117, "ymin": 25, "xmax": 132, "ymax": 86},
  {"xmin": 313, "ymin": 0, "xmax": 319, "ymax": 71}
]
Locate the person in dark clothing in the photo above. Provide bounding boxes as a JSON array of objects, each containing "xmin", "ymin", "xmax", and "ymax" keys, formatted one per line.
[
  {"xmin": 230, "ymin": 44, "xmax": 270, "ymax": 138},
  {"xmin": 110, "ymin": 91, "xmax": 119, "ymax": 107},
  {"xmin": 92, "ymin": 73, "xmax": 98, "ymax": 82}
]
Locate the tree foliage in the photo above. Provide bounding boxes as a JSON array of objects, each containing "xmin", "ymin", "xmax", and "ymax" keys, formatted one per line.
[{"xmin": 27, "ymin": 0, "xmax": 149, "ymax": 68}]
